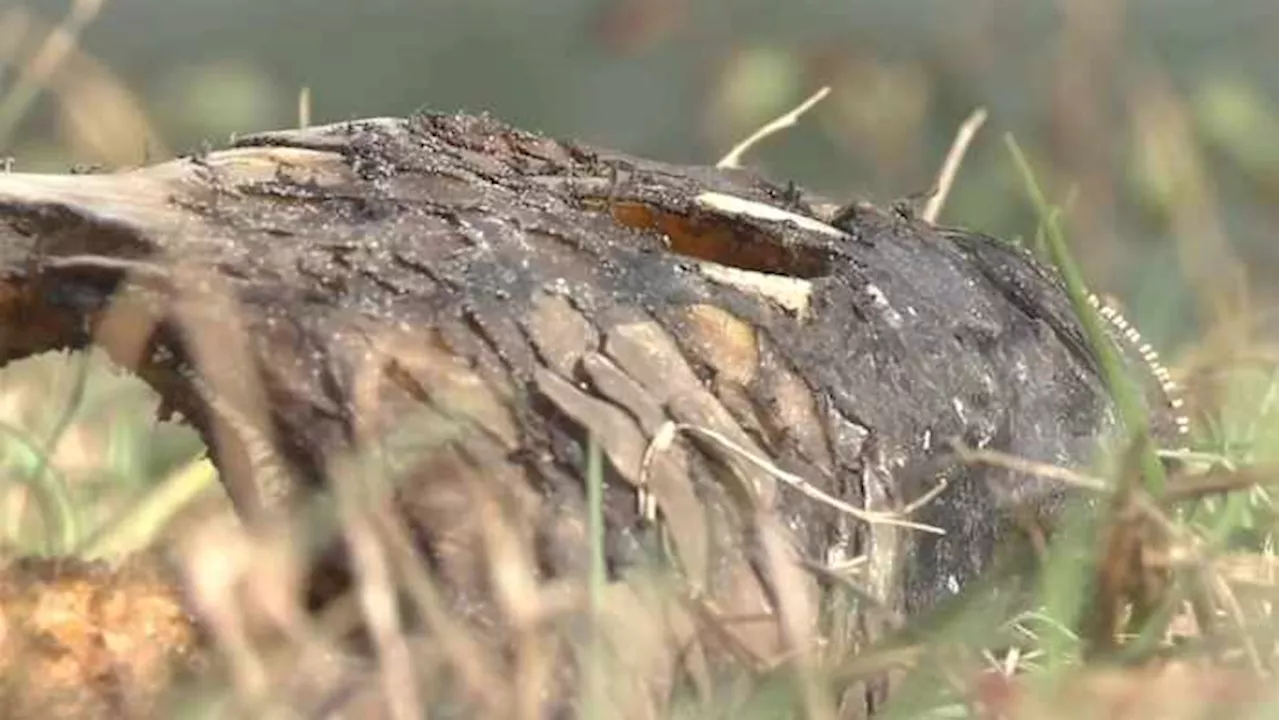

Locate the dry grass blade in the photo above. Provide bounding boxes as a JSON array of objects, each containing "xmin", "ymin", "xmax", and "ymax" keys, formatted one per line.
[
  {"xmin": 180, "ymin": 516, "xmax": 302, "ymax": 704},
  {"xmin": 922, "ymin": 107, "xmax": 988, "ymax": 223},
  {"xmin": 165, "ymin": 262, "xmax": 297, "ymax": 525},
  {"xmin": 1202, "ymin": 563, "xmax": 1267, "ymax": 677},
  {"xmin": 339, "ymin": 345, "xmax": 429, "ymax": 720},
  {"xmin": 716, "ymin": 86, "xmax": 831, "ymax": 169},
  {"xmin": 0, "ymin": 9, "xmax": 33, "ymax": 88},
  {"xmin": 298, "ymin": 85, "xmax": 312, "ymax": 129},
  {"xmin": 1161, "ymin": 465, "xmax": 1277, "ymax": 502},
  {"xmin": 643, "ymin": 421, "xmax": 944, "ymax": 534},
  {"xmin": 947, "ymin": 438, "xmax": 1109, "ymax": 491},
  {"xmin": 757, "ymin": 514, "xmax": 836, "ymax": 720},
  {"xmin": 0, "ymin": 0, "xmax": 105, "ymax": 147},
  {"xmin": 343, "ymin": 506, "xmax": 421, "ymax": 720},
  {"xmin": 376, "ymin": 510, "xmax": 506, "ymax": 714}
]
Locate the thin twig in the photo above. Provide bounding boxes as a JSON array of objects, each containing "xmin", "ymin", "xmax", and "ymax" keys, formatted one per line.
[
  {"xmin": 716, "ymin": 86, "xmax": 831, "ymax": 169},
  {"xmin": 901, "ymin": 476, "xmax": 949, "ymax": 515},
  {"xmin": 947, "ymin": 438, "xmax": 1109, "ymax": 491},
  {"xmin": 922, "ymin": 107, "xmax": 988, "ymax": 223},
  {"xmin": 298, "ymin": 86, "xmax": 312, "ymax": 129}
]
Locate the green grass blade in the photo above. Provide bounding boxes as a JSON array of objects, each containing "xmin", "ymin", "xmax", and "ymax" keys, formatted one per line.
[
  {"xmin": 78, "ymin": 455, "xmax": 220, "ymax": 559},
  {"xmin": 1005, "ymin": 134, "xmax": 1168, "ymax": 494},
  {"xmin": 0, "ymin": 419, "xmax": 78, "ymax": 552}
]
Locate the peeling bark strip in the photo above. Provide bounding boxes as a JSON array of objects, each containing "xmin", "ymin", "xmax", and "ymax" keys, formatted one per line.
[{"xmin": 0, "ymin": 112, "xmax": 1181, "ymax": 698}]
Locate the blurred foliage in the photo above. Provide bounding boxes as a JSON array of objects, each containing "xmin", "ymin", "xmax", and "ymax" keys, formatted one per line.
[
  {"xmin": 0, "ymin": 350, "xmax": 205, "ymax": 551},
  {"xmin": 0, "ymin": 0, "xmax": 1274, "ymax": 351}
]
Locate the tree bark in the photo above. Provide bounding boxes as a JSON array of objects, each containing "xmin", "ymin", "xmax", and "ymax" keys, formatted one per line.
[{"xmin": 0, "ymin": 112, "xmax": 1176, "ymax": 716}]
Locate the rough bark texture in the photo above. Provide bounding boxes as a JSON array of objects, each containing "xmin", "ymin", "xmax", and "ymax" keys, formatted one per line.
[{"xmin": 0, "ymin": 112, "xmax": 1180, "ymax": 716}]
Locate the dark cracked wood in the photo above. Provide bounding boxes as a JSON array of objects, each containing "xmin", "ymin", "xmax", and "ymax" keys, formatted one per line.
[{"xmin": 0, "ymin": 111, "xmax": 1181, "ymax": 716}]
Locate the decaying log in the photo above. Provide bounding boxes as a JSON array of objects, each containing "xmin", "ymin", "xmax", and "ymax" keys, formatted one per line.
[{"xmin": 0, "ymin": 112, "xmax": 1181, "ymax": 715}]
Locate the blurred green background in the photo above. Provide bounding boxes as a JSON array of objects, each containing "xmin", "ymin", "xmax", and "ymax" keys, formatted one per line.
[
  {"xmin": 0, "ymin": 0, "xmax": 1275, "ymax": 550},
  {"xmin": 3, "ymin": 0, "xmax": 1276, "ymax": 349}
]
